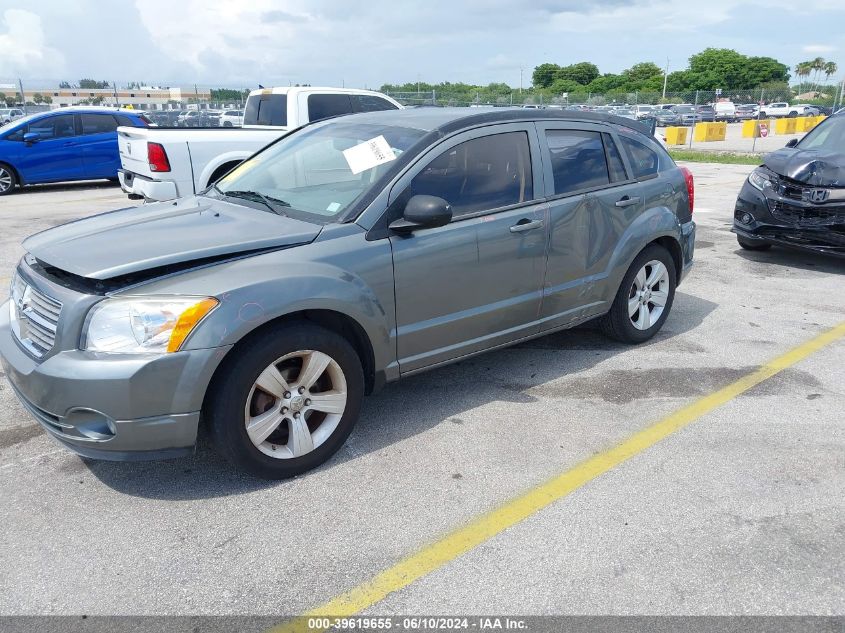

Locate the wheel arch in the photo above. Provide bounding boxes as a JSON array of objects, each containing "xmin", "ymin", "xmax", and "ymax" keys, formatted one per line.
[
  {"xmin": 196, "ymin": 152, "xmax": 250, "ymax": 190},
  {"xmin": 203, "ymin": 308, "xmax": 379, "ymax": 404}
]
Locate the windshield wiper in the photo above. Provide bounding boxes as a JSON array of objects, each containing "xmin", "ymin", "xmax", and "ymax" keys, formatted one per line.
[{"xmin": 221, "ymin": 189, "xmax": 291, "ymax": 215}]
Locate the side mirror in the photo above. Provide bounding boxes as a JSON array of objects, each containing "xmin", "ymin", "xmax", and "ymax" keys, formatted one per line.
[
  {"xmin": 389, "ymin": 195, "xmax": 452, "ymax": 233},
  {"xmin": 23, "ymin": 132, "xmax": 40, "ymax": 144},
  {"xmin": 785, "ymin": 138, "xmax": 798, "ymax": 148}
]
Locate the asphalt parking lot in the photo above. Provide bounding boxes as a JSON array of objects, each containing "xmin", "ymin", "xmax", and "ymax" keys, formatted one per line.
[{"xmin": 0, "ymin": 171, "xmax": 843, "ymax": 620}]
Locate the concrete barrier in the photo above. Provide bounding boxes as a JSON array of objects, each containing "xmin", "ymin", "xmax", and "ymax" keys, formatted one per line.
[
  {"xmin": 796, "ymin": 116, "xmax": 817, "ymax": 133},
  {"xmin": 775, "ymin": 118, "xmax": 797, "ymax": 135},
  {"xmin": 741, "ymin": 119, "xmax": 772, "ymax": 138},
  {"xmin": 665, "ymin": 126, "xmax": 688, "ymax": 145},
  {"xmin": 693, "ymin": 122, "xmax": 727, "ymax": 142}
]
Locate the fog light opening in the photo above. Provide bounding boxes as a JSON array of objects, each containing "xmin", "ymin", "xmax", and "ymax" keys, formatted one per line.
[{"xmin": 741, "ymin": 213, "xmax": 753, "ymax": 225}]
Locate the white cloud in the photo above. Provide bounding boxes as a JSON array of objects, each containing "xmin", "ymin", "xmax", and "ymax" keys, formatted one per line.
[
  {"xmin": 0, "ymin": 9, "xmax": 65, "ymax": 77},
  {"xmin": 802, "ymin": 44, "xmax": 836, "ymax": 54}
]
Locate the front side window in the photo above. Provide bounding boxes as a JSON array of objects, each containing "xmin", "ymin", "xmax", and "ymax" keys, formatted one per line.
[
  {"xmin": 545, "ymin": 129, "xmax": 609, "ymax": 195},
  {"xmin": 80, "ymin": 114, "xmax": 119, "ymax": 135},
  {"xmin": 216, "ymin": 121, "xmax": 425, "ymax": 221},
  {"xmin": 408, "ymin": 131, "xmax": 533, "ymax": 216},
  {"xmin": 308, "ymin": 94, "xmax": 354, "ymax": 122},
  {"xmin": 29, "ymin": 114, "xmax": 76, "ymax": 139}
]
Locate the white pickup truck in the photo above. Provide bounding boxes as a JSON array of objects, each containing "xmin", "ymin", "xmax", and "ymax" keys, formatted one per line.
[
  {"xmin": 117, "ymin": 87, "xmax": 402, "ymax": 201},
  {"xmin": 758, "ymin": 102, "xmax": 818, "ymax": 119}
]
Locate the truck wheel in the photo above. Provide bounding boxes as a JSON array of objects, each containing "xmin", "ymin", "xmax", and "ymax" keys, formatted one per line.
[
  {"xmin": 737, "ymin": 235, "xmax": 772, "ymax": 251},
  {"xmin": 205, "ymin": 322, "xmax": 364, "ymax": 479},
  {"xmin": 600, "ymin": 244, "xmax": 676, "ymax": 344},
  {"xmin": 788, "ymin": 111, "xmax": 797, "ymax": 118},
  {"xmin": 0, "ymin": 163, "xmax": 17, "ymax": 196}
]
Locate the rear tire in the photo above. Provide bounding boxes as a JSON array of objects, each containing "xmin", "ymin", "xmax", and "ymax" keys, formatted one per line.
[
  {"xmin": 737, "ymin": 235, "xmax": 772, "ymax": 251},
  {"xmin": 600, "ymin": 244, "xmax": 676, "ymax": 344},
  {"xmin": 205, "ymin": 322, "xmax": 364, "ymax": 479},
  {"xmin": 0, "ymin": 163, "xmax": 17, "ymax": 196}
]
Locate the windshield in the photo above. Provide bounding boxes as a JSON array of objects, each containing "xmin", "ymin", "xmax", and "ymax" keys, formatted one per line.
[
  {"xmin": 797, "ymin": 115, "xmax": 845, "ymax": 151},
  {"xmin": 673, "ymin": 106, "xmax": 694, "ymax": 113},
  {"xmin": 215, "ymin": 120, "xmax": 426, "ymax": 221}
]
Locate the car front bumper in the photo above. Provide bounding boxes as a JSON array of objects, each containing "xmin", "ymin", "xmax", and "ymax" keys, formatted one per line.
[
  {"xmin": 733, "ymin": 180, "xmax": 845, "ymax": 258},
  {"xmin": 118, "ymin": 169, "xmax": 179, "ymax": 202},
  {"xmin": 0, "ymin": 300, "xmax": 232, "ymax": 460}
]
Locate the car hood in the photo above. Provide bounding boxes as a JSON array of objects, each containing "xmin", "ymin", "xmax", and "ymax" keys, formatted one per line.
[
  {"xmin": 765, "ymin": 147, "xmax": 845, "ymax": 187},
  {"xmin": 23, "ymin": 196, "xmax": 322, "ymax": 280}
]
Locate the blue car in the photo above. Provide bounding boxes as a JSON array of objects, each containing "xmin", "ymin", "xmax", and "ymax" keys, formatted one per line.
[{"xmin": 0, "ymin": 107, "xmax": 150, "ymax": 195}]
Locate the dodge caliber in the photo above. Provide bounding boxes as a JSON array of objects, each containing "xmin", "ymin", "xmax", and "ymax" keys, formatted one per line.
[{"xmin": 0, "ymin": 109, "xmax": 696, "ymax": 478}]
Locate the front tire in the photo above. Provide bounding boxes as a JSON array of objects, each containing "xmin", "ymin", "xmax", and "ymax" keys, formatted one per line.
[
  {"xmin": 600, "ymin": 244, "xmax": 676, "ymax": 344},
  {"xmin": 205, "ymin": 322, "xmax": 364, "ymax": 479},
  {"xmin": 0, "ymin": 163, "xmax": 17, "ymax": 196}
]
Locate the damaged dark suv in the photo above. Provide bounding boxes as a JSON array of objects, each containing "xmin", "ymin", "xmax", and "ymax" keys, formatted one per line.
[{"xmin": 733, "ymin": 111, "xmax": 845, "ymax": 257}]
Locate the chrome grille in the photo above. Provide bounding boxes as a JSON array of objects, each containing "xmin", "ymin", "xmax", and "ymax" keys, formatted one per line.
[{"xmin": 10, "ymin": 274, "xmax": 62, "ymax": 358}]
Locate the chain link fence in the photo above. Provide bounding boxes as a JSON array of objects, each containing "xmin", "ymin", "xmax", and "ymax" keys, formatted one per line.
[{"xmin": 383, "ymin": 86, "xmax": 844, "ymax": 111}]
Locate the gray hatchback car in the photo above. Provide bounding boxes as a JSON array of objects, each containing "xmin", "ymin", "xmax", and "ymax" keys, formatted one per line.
[{"xmin": 1, "ymin": 108, "xmax": 695, "ymax": 479}]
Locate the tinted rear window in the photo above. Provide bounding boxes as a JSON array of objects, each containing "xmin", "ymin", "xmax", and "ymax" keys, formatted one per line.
[
  {"xmin": 244, "ymin": 94, "xmax": 288, "ymax": 126},
  {"xmin": 308, "ymin": 94, "xmax": 354, "ymax": 122},
  {"xmin": 352, "ymin": 95, "xmax": 398, "ymax": 113},
  {"xmin": 80, "ymin": 113, "xmax": 118, "ymax": 134},
  {"xmin": 545, "ymin": 129, "xmax": 610, "ymax": 195}
]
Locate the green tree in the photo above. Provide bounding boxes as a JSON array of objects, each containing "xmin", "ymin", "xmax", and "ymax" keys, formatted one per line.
[
  {"xmin": 548, "ymin": 78, "xmax": 585, "ymax": 94},
  {"xmin": 556, "ymin": 62, "xmax": 600, "ymax": 86},
  {"xmin": 823, "ymin": 61, "xmax": 838, "ymax": 82},
  {"xmin": 58, "ymin": 81, "xmax": 72, "ymax": 89},
  {"xmin": 532, "ymin": 63, "xmax": 561, "ymax": 88},
  {"xmin": 794, "ymin": 62, "xmax": 811, "ymax": 93},
  {"xmin": 78, "ymin": 79, "xmax": 111, "ymax": 89},
  {"xmin": 586, "ymin": 73, "xmax": 625, "ymax": 93},
  {"xmin": 32, "ymin": 93, "xmax": 44, "ymax": 104}
]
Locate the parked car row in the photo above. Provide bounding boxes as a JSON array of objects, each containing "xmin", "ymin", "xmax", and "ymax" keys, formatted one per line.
[{"xmin": 143, "ymin": 109, "xmax": 245, "ymax": 128}]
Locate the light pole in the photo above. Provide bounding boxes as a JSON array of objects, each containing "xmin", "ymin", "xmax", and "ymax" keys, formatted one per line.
[
  {"xmin": 519, "ymin": 67, "xmax": 523, "ymax": 95},
  {"xmin": 662, "ymin": 58, "xmax": 669, "ymax": 100}
]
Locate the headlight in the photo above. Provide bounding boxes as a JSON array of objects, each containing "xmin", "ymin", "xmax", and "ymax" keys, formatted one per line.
[
  {"xmin": 83, "ymin": 296, "xmax": 218, "ymax": 354},
  {"xmin": 748, "ymin": 167, "xmax": 778, "ymax": 192}
]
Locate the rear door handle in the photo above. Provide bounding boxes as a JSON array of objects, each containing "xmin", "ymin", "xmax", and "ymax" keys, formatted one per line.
[
  {"xmin": 615, "ymin": 196, "xmax": 641, "ymax": 208},
  {"xmin": 510, "ymin": 219, "xmax": 544, "ymax": 233}
]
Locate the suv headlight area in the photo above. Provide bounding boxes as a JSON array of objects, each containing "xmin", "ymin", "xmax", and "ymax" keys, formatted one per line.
[
  {"xmin": 82, "ymin": 296, "xmax": 218, "ymax": 354},
  {"xmin": 748, "ymin": 167, "xmax": 779, "ymax": 192}
]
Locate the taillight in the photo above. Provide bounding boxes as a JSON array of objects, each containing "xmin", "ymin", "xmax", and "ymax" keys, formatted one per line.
[
  {"xmin": 147, "ymin": 142, "xmax": 170, "ymax": 172},
  {"xmin": 680, "ymin": 166, "xmax": 694, "ymax": 214}
]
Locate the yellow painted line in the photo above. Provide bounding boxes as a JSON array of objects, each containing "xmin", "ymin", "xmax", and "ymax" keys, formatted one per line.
[{"xmin": 271, "ymin": 321, "xmax": 845, "ymax": 633}]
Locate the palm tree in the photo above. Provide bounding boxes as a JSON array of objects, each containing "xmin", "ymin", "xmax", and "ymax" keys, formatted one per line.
[
  {"xmin": 810, "ymin": 57, "xmax": 826, "ymax": 94},
  {"xmin": 795, "ymin": 62, "xmax": 811, "ymax": 94},
  {"xmin": 823, "ymin": 61, "xmax": 838, "ymax": 85}
]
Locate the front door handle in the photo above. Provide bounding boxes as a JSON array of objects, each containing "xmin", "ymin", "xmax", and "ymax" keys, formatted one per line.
[
  {"xmin": 510, "ymin": 219, "xmax": 544, "ymax": 233},
  {"xmin": 615, "ymin": 196, "xmax": 641, "ymax": 208}
]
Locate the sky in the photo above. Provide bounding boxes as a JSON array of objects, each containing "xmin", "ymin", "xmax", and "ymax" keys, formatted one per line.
[{"xmin": 0, "ymin": 0, "xmax": 843, "ymax": 90}]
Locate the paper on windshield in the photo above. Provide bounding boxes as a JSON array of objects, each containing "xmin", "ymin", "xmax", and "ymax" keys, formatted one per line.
[{"xmin": 343, "ymin": 135, "xmax": 397, "ymax": 175}]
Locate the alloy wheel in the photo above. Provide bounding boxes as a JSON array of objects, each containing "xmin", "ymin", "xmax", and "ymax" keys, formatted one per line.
[
  {"xmin": 628, "ymin": 260, "xmax": 669, "ymax": 331},
  {"xmin": 244, "ymin": 350, "xmax": 348, "ymax": 459},
  {"xmin": 0, "ymin": 167, "xmax": 12, "ymax": 193}
]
